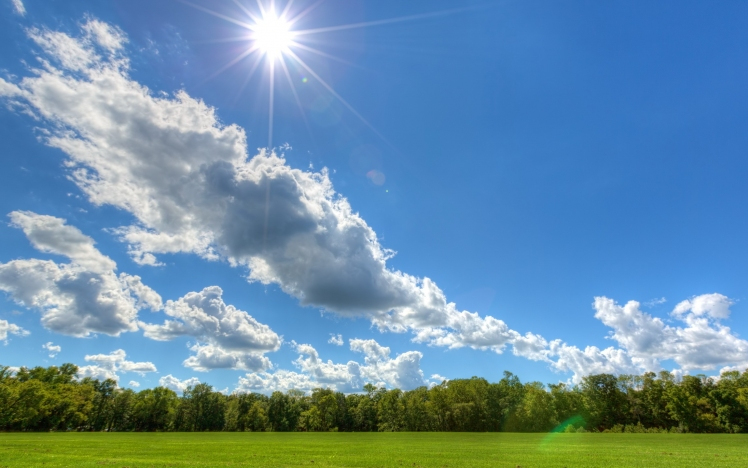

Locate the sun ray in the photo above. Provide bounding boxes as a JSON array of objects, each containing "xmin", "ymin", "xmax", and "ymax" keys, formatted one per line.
[
  {"xmin": 190, "ymin": 35, "xmax": 254, "ymax": 45},
  {"xmin": 203, "ymin": 45, "xmax": 260, "ymax": 84},
  {"xmin": 268, "ymin": 59, "xmax": 275, "ymax": 147},
  {"xmin": 280, "ymin": 0, "xmax": 297, "ymax": 20},
  {"xmin": 289, "ymin": 41, "xmax": 365, "ymax": 70},
  {"xmin": 285, "ymin": 49, "xmax": 389, "ymax": 144},
  {"xmin": 278, "ymin": 54, "xmax": 314, "ymax": 141},
  {"xmin": 231, "ymin": 0, "xmax": 261, "ymax": 23},
  {"xmin": 293, "ymin": 6, "xmax": 473, "ymax": 36},
  {"xmin": 178, "ymin": 0, "xmax": 255, "ymax": 30},
  {"xmin": 232, "ymin": 51, "xmax": 266, "ymax": 103},
  {"xmin": 255, "ymin": 0, "xmax": 267, "ymax": 18},
  {"xmin": 286, "ymin": 0, "xmax": 326, "ymax": 28}
]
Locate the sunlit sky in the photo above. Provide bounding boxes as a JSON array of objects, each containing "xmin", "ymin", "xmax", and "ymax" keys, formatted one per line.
[{"xmin": 1, "ymin": 0, "xmax": 748, "ymax": 394}]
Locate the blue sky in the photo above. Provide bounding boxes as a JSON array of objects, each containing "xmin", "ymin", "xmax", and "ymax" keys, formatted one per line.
[{"xmin": 1, "ymin": 0, "xmax": 747, "ymax": 394}]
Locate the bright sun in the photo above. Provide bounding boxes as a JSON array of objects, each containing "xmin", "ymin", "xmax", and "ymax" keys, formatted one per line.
[
  {"xmin": 252, "ymin": 13, "xmax": 293, "ymax": 58},
  {"xmin": 190, "ymin": 0, "xmax": 452, "ymax": 147}
]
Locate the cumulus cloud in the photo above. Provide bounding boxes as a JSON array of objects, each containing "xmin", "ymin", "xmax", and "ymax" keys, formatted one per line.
[
  {"xmin": 672, "ymin": 293, "xmax": 733, "ymax": 320},
  {"xmin": 159, "ymin": 374, "xmax": 200, "ymax": 394},
  {"xmin": 77, "ymin": 364, "xmax": 117, "ymax": 382},
  {"xmin": 429, "ymin": 374, "xmax": 448, "ymax": 385},
  {"xmin": 10, "ymin": 0, "xmax": 25, "ymax": 16},
  {"xmin": 595, "ymin": 295, "xmax": 748, "ymax": 372},
  {"xmin": 0, "ymin": 210, "xmax": 279, "ymax": 369},
  {"xmin": 328, "ymin": 333, "xmax": 343, "ymax": 346},
  {"xmin": 236, "ymin": 339, "xmax": 425, "ymax": 394},
  {"xmin": 9, "ymin": 211, "xmax": 115, "ymax": 273},
  {"xmin": 139, "ymin": 286, "xmax": 280, "ymax": 371},
  {"xmin": 0, "ymin": 212, "xmax": 162, "ymax": 336},
  {"xmin": 129, "ymin": 380, "xmax": 140, "ymax": 388},
  {"xmin": 78, "ymin": 349, "xmax": 157, "ymax": 383},
  {"xmin": 42, "ymin": 341, "xmax": 61, "ymax": 357},
  {"xmin": 531, "ymin": 294, "xmax": 748, "ymax": 383},
  {"xmin": 0, "ymin": 319, "xmax": 29, "ymax": 343}
]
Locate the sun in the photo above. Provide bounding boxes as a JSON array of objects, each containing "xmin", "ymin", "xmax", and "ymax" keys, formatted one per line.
[
  {"xmin": 252, "ymin": 12, "xmax": 293, "ymax": 59},
  {"xmin": 186, "ymin": 0, "xmax": 465, "ymax": 148}
]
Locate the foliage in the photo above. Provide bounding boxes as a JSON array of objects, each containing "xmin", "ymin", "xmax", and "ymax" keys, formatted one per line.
[{"xmin": 2, "ymin": 364, "xmax": 748, "ymax": 433}]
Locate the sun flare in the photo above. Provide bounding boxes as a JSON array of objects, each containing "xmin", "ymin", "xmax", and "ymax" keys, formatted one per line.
[
  {"xmin": 189, "ymin": 0, "xmax": 461, "ymax": 148},
  {"xmin": 252, "ymin": 13, "xmax": 293, "ymax": 58}
]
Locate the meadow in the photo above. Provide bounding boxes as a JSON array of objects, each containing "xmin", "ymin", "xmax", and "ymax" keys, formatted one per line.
[{"xmin": 0, "ymin": 433, "xmax": 745, "ymax": 468}]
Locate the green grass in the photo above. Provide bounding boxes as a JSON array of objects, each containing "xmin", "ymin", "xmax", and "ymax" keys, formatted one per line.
[{"xmin": 0, "ymin": 432, "xmax": 745, "ymax": 467}]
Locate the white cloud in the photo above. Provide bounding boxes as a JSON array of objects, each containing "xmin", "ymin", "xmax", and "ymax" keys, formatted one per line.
[
  {"xmin": 0, "ymin": 212, "xmax": 162, "ymax": 336},
  {"xmin": 78, "ymin": 349, "xmax": 157, "ymax": 383},
  {"xmin": 10, "ymin": 0, "xmax": 25, "ymax": 16},
  {"xmin": 535, "ymin": 295, "xmax": 748, "ymax": 383},
  {"xmin": 10, "ymin": 211, "xmax": 116, "ymax": 273},
  {"xmin": 139, "ymin": 286, "xmax": 279, "ymax": 371},
  {"xmin": 672, "ymin": 293, "xmax": 733, "ymax": 320},
  {"xmin": 594, "ymin": 295, "xmax": 748, "ymax": 372},
  {"xmin": 235, "ymin": 369, "xmax": 317, "ymax": 394},
  {"xmin": 428, "ymin": 374, "xmax": 448, "ymax": 388},
  {"xmin": 645, "ymin": 297, "xmax": 667, "ymax": 307},
  {"xmin": 328, "ymin": 333, "xmax": 343, "ymax": 346},
  {"xmin": 236, "ymin": 339, "xmax": 425, "ymax": 394},
  {"xmin": 81, "ymin": 18, "xmax": 127, "ymax": 53},
  {"xmin": 547, "ymin": 341, "xmax": 638, "ymax": 383},
  {"xmin": 42, "ymin": 341, "xmax": 61, "ymax": 357},
  {"xmin": 129, "ymin": 380, "xmax": 140, "ymax": 388},
  {"xmin": 159, "ymin": 374, "xmax": 200, "ymax": 394},
  {"xmin": 511, "ymin": 332, "xmax": 550, "ymax": 362},
  {"xmin": 0, "ymin": 319, "xmax": 29, "ymax": 343},
  {"xmin": 77, "ymin": 364, "xmax": 118, "ymax": 382}
]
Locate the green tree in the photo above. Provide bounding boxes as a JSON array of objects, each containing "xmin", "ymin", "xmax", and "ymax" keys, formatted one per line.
[
  {"xmin": 508, "ymin": 382, "xmax": 558, "ymax": 432},
  {"xmin": 377, "ymin": 389, "xmax": 404, "ymax": 432},
  {"xmin": 580, "ymin": 374, "xmax": 627, "ymax": 431},
  {"xmin": 131, "ymin": 386, "xmax": 179, "ymax": 431}
]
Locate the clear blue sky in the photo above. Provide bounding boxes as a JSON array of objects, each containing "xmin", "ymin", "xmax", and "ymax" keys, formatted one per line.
[{"xmin": 1, "ymin": 0, "xmax": 747, "ymax": 393}]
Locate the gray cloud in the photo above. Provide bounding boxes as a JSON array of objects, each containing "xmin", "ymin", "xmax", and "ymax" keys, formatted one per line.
[
  {"xmin": 0, "ymin": 211, "xmax": 161, "ymax": 336},
  {"xmin": 139, "ymin": 286, "xmax": 280, "ymax": 372}
]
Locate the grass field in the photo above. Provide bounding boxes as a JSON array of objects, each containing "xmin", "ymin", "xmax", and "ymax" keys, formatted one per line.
[{"xmin": 0, "ymin": 432, "xmax": 745, "ymax": 467}]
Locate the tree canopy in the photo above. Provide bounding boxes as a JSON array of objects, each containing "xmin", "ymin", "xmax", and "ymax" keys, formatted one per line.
[{"xmin": 2, "ymin": 364, "xmax": 747, "ymax": 433}]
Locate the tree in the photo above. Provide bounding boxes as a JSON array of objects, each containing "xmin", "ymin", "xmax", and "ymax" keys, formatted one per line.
[
  {"xmin": 377, "ymin": 389, "xmax": 404, "ymax": 432},
  {"xmin": 132, "ymin": 387, "xmax": 178, "ymax": 431},
  {"xmin": 580, "ymin": 374, "xmax": 627, "ymax": 431},
  {"xmin": 666, "ymin": 375, "xmax": 719, "ymax": 433},
  {"xmin": 181, "ymin": 383, "xmax": 226, "ymax": 431},
  {"xmin": 507, "ymin": 383, "xmax": 558, "ymax": 432}
]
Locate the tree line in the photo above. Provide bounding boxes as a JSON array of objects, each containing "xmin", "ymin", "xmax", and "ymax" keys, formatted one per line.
[{"xmin": 2, "ymin": 364, "xmax": 747, "ymax": 433}]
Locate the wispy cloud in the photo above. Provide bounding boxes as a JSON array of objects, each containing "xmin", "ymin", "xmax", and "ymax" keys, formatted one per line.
[{"xmin": 10, "ymin": 0, "xmax": 25, "ymax": 16}]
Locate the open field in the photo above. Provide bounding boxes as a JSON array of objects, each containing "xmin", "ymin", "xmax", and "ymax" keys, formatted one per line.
[{"xmin": 0, "ymin": 433, "xmax": 746, "ymax": 468}]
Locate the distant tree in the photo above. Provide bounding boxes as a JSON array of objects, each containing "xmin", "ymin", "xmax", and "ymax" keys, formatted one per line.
[
  {"xmin": 181, "ymin": 383, "xmax": 225, "ymax": 431},
  {"xmin": 581, "ymin": 374, "xmax": 627, "ymax": 431},
  {"xmin": 131, "ymin": 387, "xmax": 178, "ymax": 431},
  {"xmin": 377, "ymin": 389, "xmax": 404, "ymax": 432},
  {"xmin": 508, "ymin": 382, "xmax": 558, "ymax": 432},
  {"xmin": 666, "ymin": 375, "xmax": 719, "ymax": 433}
]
